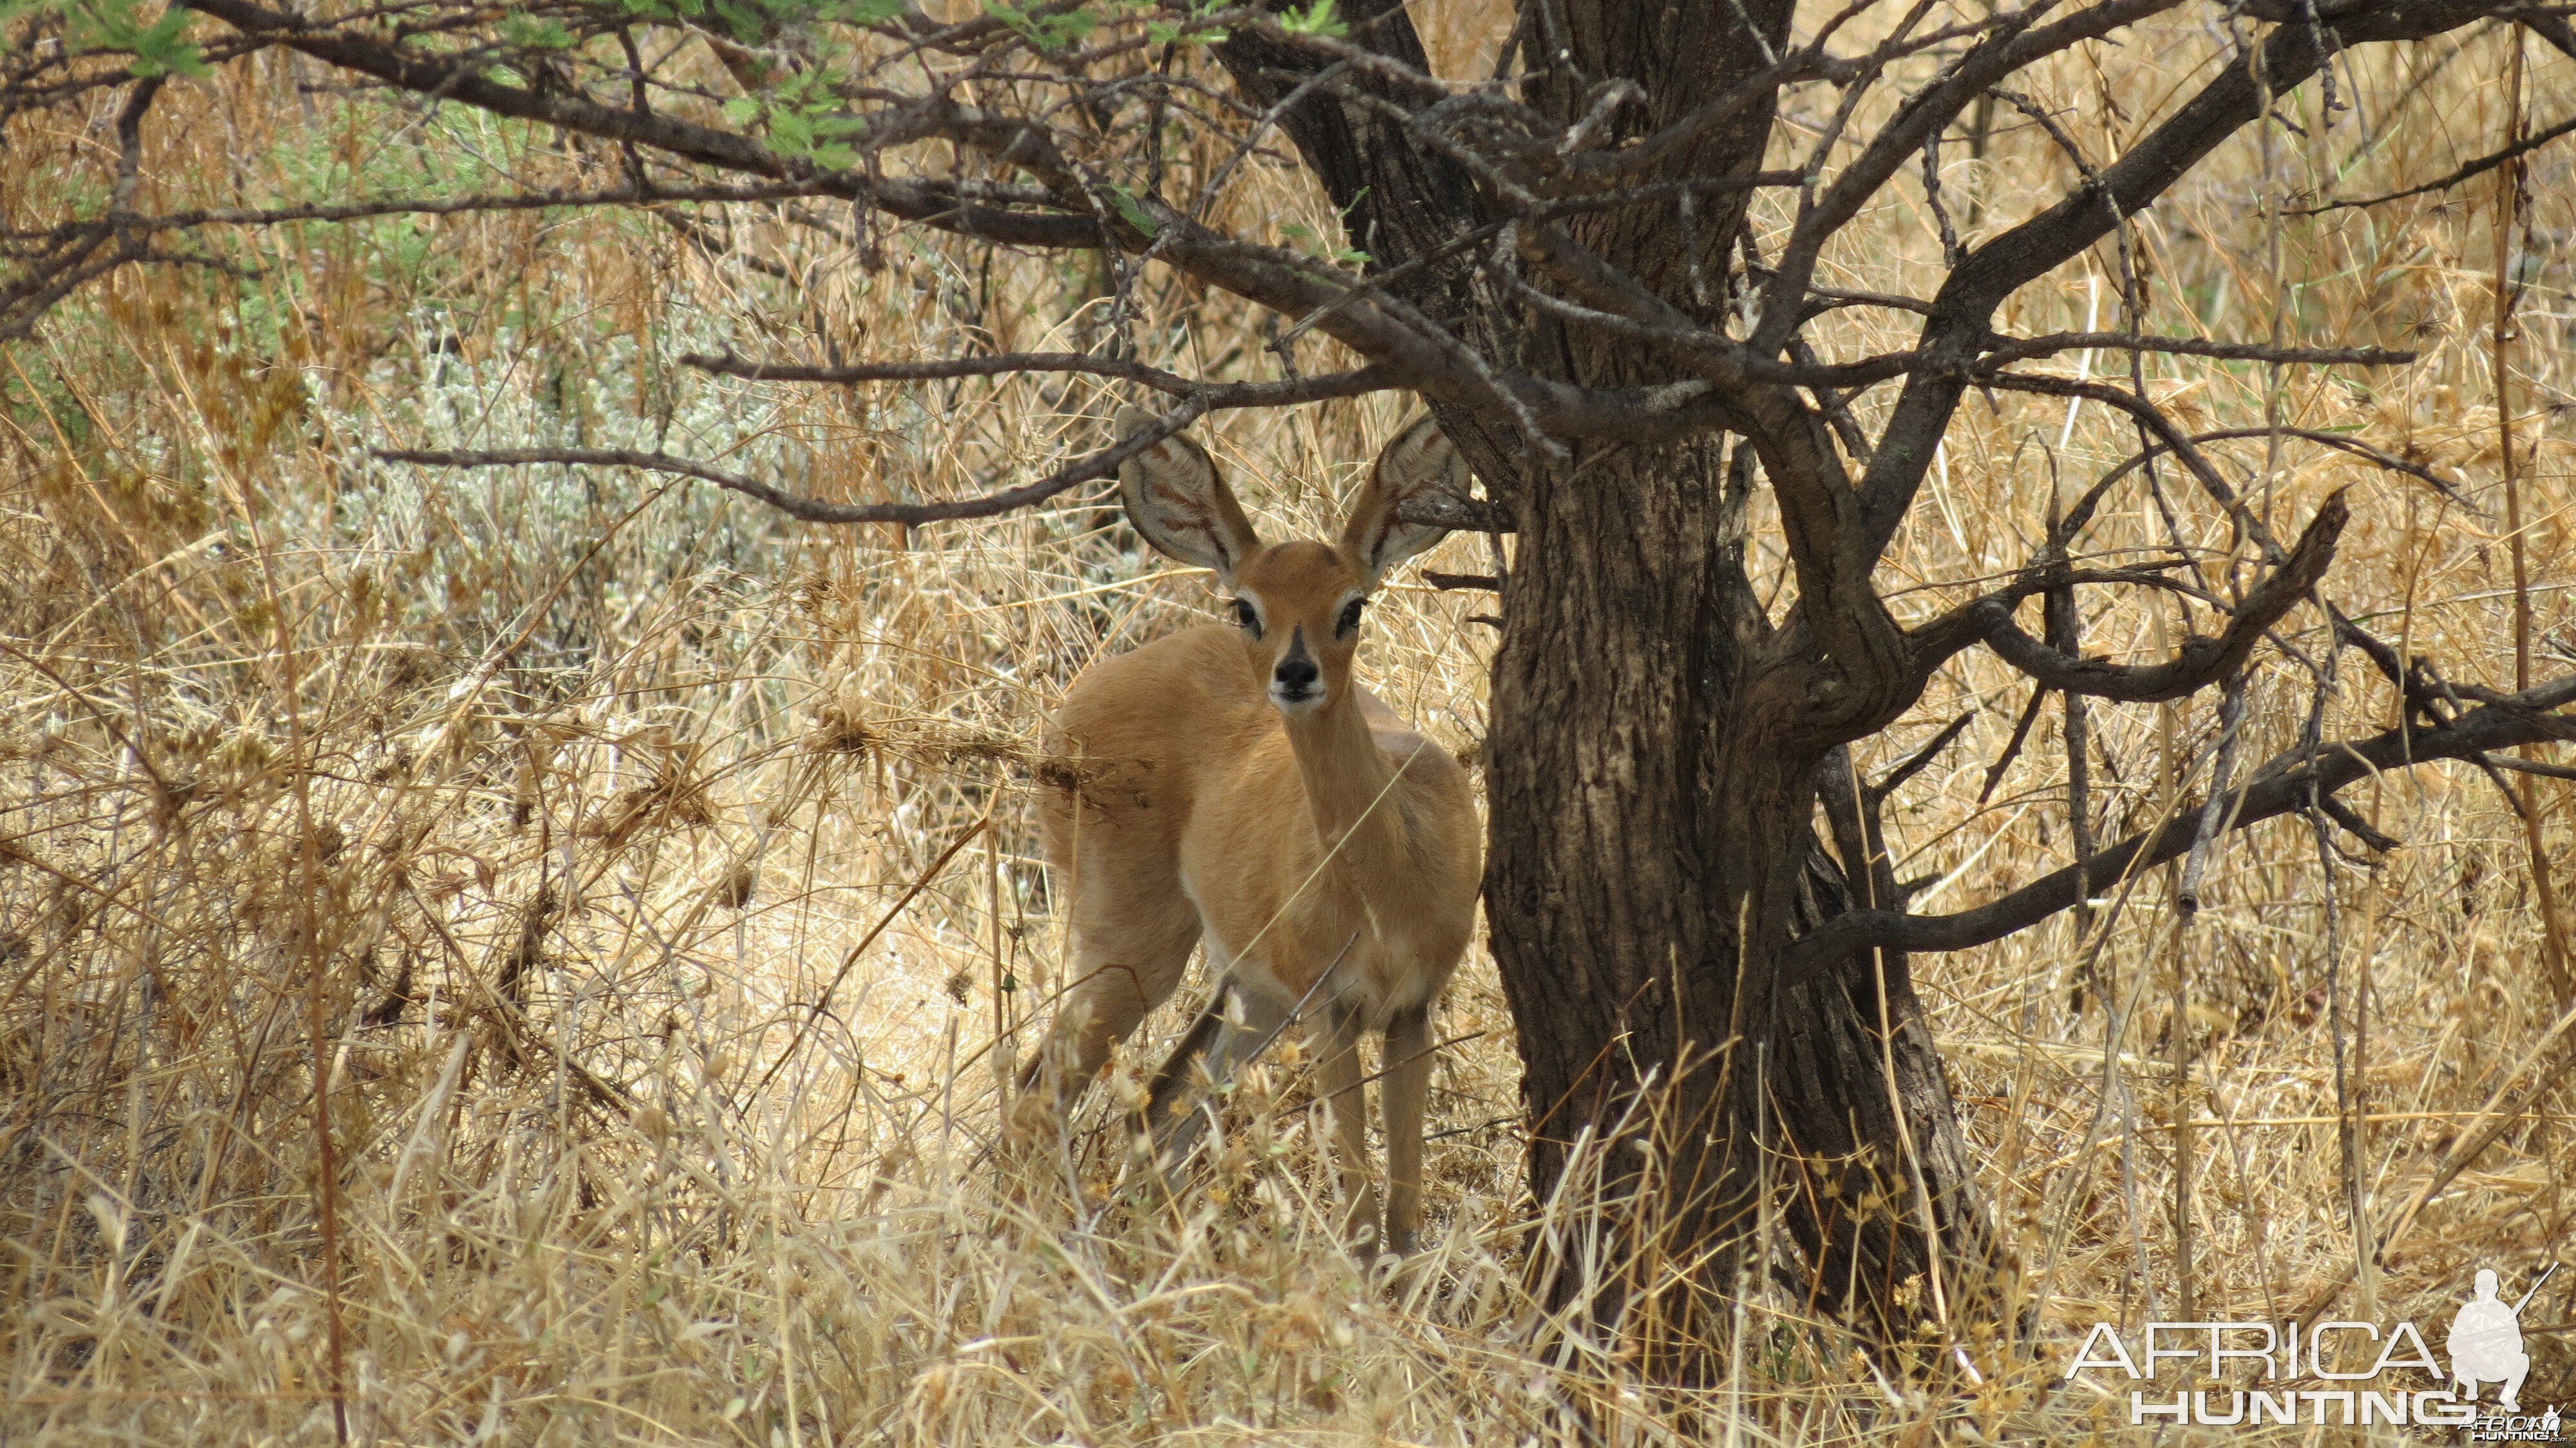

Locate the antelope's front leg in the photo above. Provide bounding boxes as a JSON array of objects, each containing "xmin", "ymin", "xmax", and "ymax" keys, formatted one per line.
[
  {"xmin": 1380, "ymin": 1004, "xmax": 1433, "ymax": 1253},
  {"xmin": 1148, "ymin": 982, "xmax": 1287, "ymax": 1177},
  {"xmin": 1316, "ymin": 1001, "xmax": 1381, "ymax": 1250}
]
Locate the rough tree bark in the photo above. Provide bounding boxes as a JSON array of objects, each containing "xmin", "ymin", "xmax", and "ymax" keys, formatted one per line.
[{"xmin": 1224, "ymin": 0, "xmax": 2007, "ymax": 1349}]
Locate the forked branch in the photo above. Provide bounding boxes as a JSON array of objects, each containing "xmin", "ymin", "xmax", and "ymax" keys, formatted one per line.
[
  {"xmin": 1909, "ymin": 491, "xmax": 2346, "ymax": 700},
  {"xmin": 1783, "ymin": 673, "xmax": 2576, "ymax": 970}
]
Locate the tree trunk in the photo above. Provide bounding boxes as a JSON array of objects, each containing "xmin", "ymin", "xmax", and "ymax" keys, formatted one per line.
[
  {"xmin": 1478, "ymin": 433, "xmax": 1788, "ymax": 1342},
  {"xmin": 1222, "ymin": 0, "xmax": 2015, "ymax": 1357},
  {"xmin": 1482, "ymin": 435, "xmax": 2007, "ymax": 1354}
]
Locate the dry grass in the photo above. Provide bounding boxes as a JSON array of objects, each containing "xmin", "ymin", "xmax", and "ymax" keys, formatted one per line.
[{"xmin": 4, "ymin": 5, "xmax": 2574, "ymax": 1443}]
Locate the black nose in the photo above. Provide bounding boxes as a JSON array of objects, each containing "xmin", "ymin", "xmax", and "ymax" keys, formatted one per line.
[{"xmin": 1274, "ymin": 654, "xmax": 1318, "ymax": 692}]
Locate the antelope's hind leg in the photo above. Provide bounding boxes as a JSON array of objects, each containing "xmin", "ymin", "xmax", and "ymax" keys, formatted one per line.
[{"xmin": 1012, "ymin": 870, "xmax": 1200, "ymax": 1140}]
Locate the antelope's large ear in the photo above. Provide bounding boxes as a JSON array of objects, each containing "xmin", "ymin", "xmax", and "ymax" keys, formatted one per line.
[
  {"xmin": 1114, "ymin": 406, "xmax": 1263, "ymax": 584},
  {"xmin": 1340, "ymin": 414, "xmax": 1466, "ymax": 588}
]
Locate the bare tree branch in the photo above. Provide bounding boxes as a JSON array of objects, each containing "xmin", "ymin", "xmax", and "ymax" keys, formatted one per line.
[
  {"xmin": 2479, "ymin": 752, "xmax": 2576, "ymax": 782},
  {"xmin": 2081, "ymin": 424, "xmax": 2473, "ymax": 510},
  {"xmin": 675, "ymin": 350, "xmax": 1508, "ymax": 529},
  {"xmin": 2295, "ymin": 106, "xmax": 2576, "ymax": 213},
  {"xmin": 1852, "ymin": 0, "xmax": 2499, "ymax": 562},
  {"xmin": 1869, "ymin": 710, "xmax": 1976, "ymax": 801},
  {"xmin": 680, "ymin": 350, "xmax": 1126, "ymax": 388},
  {"xmin": 1982, "ymin": 332, "xmax": 2415, "ymax": 368},
  {"xmin": 1397, "ymin": 492, "xmax": 1514, "ymax": 533},
  {"xmin": 683, "ymin": 348, "xmax": 1320, "ymax": 397},
  {"xmin": 0, "ymin": 180, "xmax": 1003, "ymax": 247},
  {"xmin": 372, "ymin": 371, "xmax": 1387, "ymax": 527},
  {"xmin": 180, "ymin": 0, "xmax": 1107, "ymax": 249},
  {"xmin": 1953, "ymin": 491, "xmax": 2346, "ymax": 701},
  {"xmin": 1974, "ymin": 370, "xmax": 2288, "ymax": 559},
  {"xmin": 1785, "ymin": 672, "xmax": 2576, "ymax": 969},
  {"xmin": 1750, "ymin": 0, "xmax": 2196, "ymax": 354}
]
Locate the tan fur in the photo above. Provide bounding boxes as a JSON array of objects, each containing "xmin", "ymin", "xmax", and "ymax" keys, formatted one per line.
[{"xmin": 1014, "ymin": 413, "xmax": 1482, "ymax": 1253}]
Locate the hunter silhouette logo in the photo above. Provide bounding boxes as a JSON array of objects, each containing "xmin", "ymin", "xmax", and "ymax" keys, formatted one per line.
[
  {"xmin": 2450, "ymin": 1266, "xmax": 2543, "ymax": 1412},
  {"xmin": 2065, "ymin": 1261, "xmax": 2563, "ymax": 1435}
]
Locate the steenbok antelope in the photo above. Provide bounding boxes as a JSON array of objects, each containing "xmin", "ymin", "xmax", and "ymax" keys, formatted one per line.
[{"xmin": 1014, "ymin": 408, "xmax": 1482, "ymax": 1253}]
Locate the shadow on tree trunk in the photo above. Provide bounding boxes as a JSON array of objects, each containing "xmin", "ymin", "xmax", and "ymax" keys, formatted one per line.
[
  {"xmin": 1770, "ymin": 841, "xmax": 2025, "ymax": 1356},
  {"xmin": 1498, "ymin": 830, "xmax": 2024, "ymax": 1380}
]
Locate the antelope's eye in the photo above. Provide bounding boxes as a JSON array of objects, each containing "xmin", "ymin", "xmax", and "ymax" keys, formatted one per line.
[
  {"xmin": 1336, "ymin": 597, "xmax": 1367, "ymax": 638},
  {"xmin": 1231, "ymin": 598, "xmax": 1262, "ymax": 637}
]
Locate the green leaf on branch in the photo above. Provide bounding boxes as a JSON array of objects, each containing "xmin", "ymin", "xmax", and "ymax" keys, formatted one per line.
[
  {"xmin": 127, "ymin": 10, "xmax": 207, "ymax": 75},
  {"xmin": 1106, "ymin": 184, "xmax": 1159, "ymax": 239},
  {"xmin": 1276, "ymin": 0, "xmax": 1344, "ymax": 37},
  {"xmin": 1144, "ymin": 0, "xmax": 1229, "ymax": 44},
  {"xmin": 33, "ymin": 0, "xmax": 212, "ymax": 77},
  {"xmin": 714, "ymin": 67, "xmax": 867, "ymax": 168},
  {"xmin": 983, "ymin": 0, "xmax": 1100, "ymax": 53},
  {"xmin": 498, "ymin": 12, "xmax": 576, "ymax": 50},
  {"xmin": 1280, "ymin": 221, "xmax": 1366, "ymax": 268}
]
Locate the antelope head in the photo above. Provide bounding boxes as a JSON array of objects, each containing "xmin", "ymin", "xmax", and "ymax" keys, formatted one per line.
[{"xmin": 1114, "ymin": 407, "xmax": 1467, "ymax": 716}]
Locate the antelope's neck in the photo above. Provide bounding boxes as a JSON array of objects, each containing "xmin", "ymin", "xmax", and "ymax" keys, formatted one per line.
[{"xmin": 1282, "ymin": 688, "xmax": 1408, "ymax": 879}]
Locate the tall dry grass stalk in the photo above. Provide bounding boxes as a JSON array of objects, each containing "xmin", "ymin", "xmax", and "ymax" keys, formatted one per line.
[{"xmin": 4, "ymin": 4, "xmax": 2572, "ymax": 1442}]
